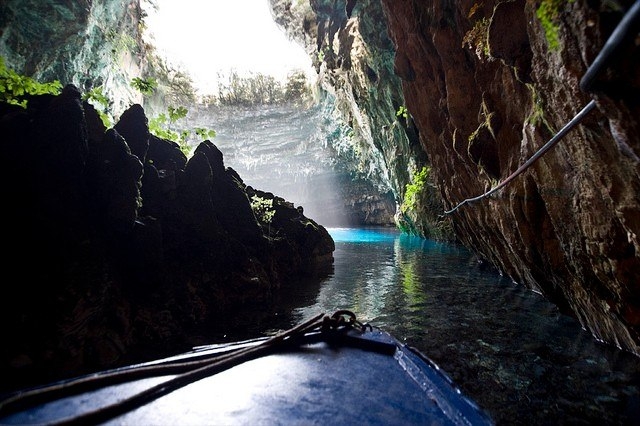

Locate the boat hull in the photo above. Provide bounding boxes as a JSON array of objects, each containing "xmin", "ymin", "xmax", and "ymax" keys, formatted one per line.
[{"xmin": 1, "ymin": 326, "xmax": 492, "ymax": 425}]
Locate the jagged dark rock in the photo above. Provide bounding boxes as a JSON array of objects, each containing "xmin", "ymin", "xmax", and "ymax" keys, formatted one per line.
[
  {"xmin": 0, "ymin": 94, "xmax": 334, "ymax": 391},
  {"xmin": 194, "ymin": 141, "xmax": 264, "ymax": 248},
  {"xmin": 85, "ymin": 127, "xmax": 144, "ymax": 235},
  {"xmin": 114, "ymin": 104, "xmax": 150, "ymax": 163}
]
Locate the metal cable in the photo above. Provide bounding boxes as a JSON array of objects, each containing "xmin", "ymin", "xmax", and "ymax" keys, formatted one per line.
[
  {"xmin": 443, "ymin": 100, "xmax": 596, "ymax": 215},
  {"xmin": 443, "ymin": 0, "xmax": 640, "ymax": 215}
]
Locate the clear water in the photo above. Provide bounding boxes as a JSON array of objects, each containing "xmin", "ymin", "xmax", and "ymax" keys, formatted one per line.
[
  {"xmin": 252, "ymin": 227, "xmax": 640, "ymax": 425},
  {"xmin": 191, "ymin": 105, "xmax": 640, "ymax": 424}
]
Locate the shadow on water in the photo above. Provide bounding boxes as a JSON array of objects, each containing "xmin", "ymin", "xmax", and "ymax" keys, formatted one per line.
[{"xmin": 252, "ymin": 227, "xmax": 640, "ymax": 425}]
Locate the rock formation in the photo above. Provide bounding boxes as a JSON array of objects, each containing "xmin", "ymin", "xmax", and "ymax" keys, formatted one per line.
[
  {"xmin": 0, "ymin": 0, "xmax": 147, "ymax": 116},
  {"xmin": 2, "ymin": 0, "xmax": 639, "ymax": 376},
  {"xmin": 269, "ymin": 0, "xmax": 452, "ymax": 236},
  {"xmin": 270, "ymin": 0, "xmax": 439, "ymax": 233},
  {"xmin": 380, "ymin": 0, "xmax": 640, "ymax": 354},
  {"xmin": 0, "ymin": 87, "xmax": 334, "ymax": 390},
  {"xmin": 272, "ymin": 0, "xmax": 640, "ymax": 355}
]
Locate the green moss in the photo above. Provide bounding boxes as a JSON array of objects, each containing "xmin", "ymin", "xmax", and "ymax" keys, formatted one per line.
[
  {"xmin": 397, "ymin": 165, "xmax": 455, "ymax": 241},
  {"xmin": 525, "ymin": 83, "xmax": 555, "ymax": 134},
  {"xmin": 468, "ymin": 97, "xmax": 495, "ymax": 144},
  {"xmin": 401, "ymin": 166, "xmax": 430, "ymax": 214},
  {"xmin": 251, "ymin": 195, "xmax": 276, "ymax": 235},
  {"xmin": 462, "ymin": 17, "xmax": 491, "ymax": 59},
  {"xmin": 250, "ymin": 195, "xmax": 275, "ymax": 223},
  {"xmin": 536, "ymin": 0, "xmax": 575, "ymax": 51}
]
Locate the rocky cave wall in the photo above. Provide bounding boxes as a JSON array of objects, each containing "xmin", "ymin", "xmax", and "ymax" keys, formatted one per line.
[
  {"xmin": 274, "ymin": 0, "xmax": 640, "ymax": 354},
  {"xmin": 0, "ymin": 87, "xmax": 334, "ymax": 390},
  {"xmin": 0, "ymin": 0, "xmax": 146, "ymax": 116},
  {"xmin": 0, "ymin": 0, "xmax": 337, "ymax": 389},
  {"xmin": 3, "ymin": 0, "xmax": 639, "ymax": 358},
  {"xmin": 269, "ymin": 0, "xmax": 447, "ymax": 233},
  {"xmin": 378, "ymin": 0, "xmax": 640, "ymax": 355}
]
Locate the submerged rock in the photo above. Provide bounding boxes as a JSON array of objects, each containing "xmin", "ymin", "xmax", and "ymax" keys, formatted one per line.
[{"xmin": 0, "ymin": 93, "xmax": 334, "ymax": 391}]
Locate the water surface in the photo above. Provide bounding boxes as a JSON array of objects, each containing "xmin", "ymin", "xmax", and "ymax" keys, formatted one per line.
[
  {"xmin": 192, "ymin": 104, "xmax": 639, "ymax": 424},
  {"xmin": 265, "ymin": 227, "xmax": 640, "ymax": 425}
]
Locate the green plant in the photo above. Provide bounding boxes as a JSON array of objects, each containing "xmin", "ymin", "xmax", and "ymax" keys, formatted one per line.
[
  {"xmin": 148, "ymin": 110, "xmax": 183, "ymax": 155},
  {"xmin": 131, "ymin": 77, "xmax": 158, "ymax": 95},
  {"xmin": 0, "ymin": 57, "xmax": 62, "ymax": 107},
  {"xmin": 401, "ymin": 166, "xmax": 430, "ymax": 214},
  {"xmin": 195, "ymin": 127, "xmax": 217, "ymax": 140},
  {"xmin": 536, "ymin": 0, "xmax": 575, "ymax": 51},
  {"xmin": 167, "ymin": 105, "xmax": 187, "ymax": 122},
  {"xmin": 213, "ymin": 70, "xmax": 311, "ymax": 106},
  {"xmin": 251, "ymin": 195, "xmax": 276, "ymax": 234},
  {"xmin": 396, "ymin": 105, "xmax": 409, "ymax": 120},
  {"xmin": 148, "ymin": 105, "xmax": 215, "ymax": 157},
  {"xmin": 82, "ymin": 86, "xmax": 112, "ymax": 127}
]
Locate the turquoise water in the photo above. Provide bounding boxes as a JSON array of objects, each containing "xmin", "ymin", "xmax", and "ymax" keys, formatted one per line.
[
  {"xmin": 194, "ymin": 104, "xmax": 639, "ymax": 424},
  {"xmin": 265, "ymin": 227, "xmax": 640, "ymax": 425}
]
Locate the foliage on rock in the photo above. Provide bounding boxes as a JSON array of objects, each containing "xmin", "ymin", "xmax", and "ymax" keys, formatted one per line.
[
  {"xmin": 536, "ymin": 0, "xmax": 575, "ymax": 51},
  {"xmin": 0, "ymin": 57, "xmax": 62, "ymax": 107},
  {"xmin": 398, "ymin": 166, "xmax": 453, "ymax": 241}
]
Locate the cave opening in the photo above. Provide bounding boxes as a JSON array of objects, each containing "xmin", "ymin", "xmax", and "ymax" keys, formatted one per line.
[{"xmin": 142, "ymin": 0, "xmax": 354, "ymax": 227}]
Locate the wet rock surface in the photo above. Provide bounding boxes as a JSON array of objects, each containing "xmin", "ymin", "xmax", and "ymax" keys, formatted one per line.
[
  {"xmin": 272, "ymin": 0, "xmax": 640, "ymax": 353},
  {"xmin": 269, "ymin": 0, "xmax": 437, "ymax": 232},
  {"xmin": 0, "ymin": 88, "xmax": 334, "ymax": 391},
  {"xmin": 0, "ymin": 0, "xmax": 146, "ymax": 116},
  {"xmin": 379, "ymin": 0, "xmax": 640, "ymax": 354}
]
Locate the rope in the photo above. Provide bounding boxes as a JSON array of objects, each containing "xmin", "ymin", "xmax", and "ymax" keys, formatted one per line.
[
  {"xmin": 442, "ymin": 100, "xmax": 596, "ymax": 215},
  {"xmin": 0, "ymin": 310, "xmax": 388, "ymax": 426}
]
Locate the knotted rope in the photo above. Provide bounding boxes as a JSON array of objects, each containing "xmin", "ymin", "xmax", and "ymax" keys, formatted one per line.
[{"xmin": 0, "ymin": 310, "xmax": 386, "ymax": 425}]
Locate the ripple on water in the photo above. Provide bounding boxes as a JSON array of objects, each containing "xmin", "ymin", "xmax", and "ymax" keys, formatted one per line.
[{"xmin": 281, "ymin": 227, "xmax": 640, "ymax": 425}]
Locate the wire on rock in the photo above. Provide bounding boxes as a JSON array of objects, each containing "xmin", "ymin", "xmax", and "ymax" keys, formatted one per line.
[
  {"xmin": 443, "ymin": 100, "xmax": 596, "ymax": 215},
  {"xmin": 444, "ymin": 1, "xmax": 640, "ymax": 216}
]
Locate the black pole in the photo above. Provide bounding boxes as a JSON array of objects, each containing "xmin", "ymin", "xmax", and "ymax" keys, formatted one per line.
[{"xmin": 580, "ymin": 0, "xmax": 640, "ymax": 92}]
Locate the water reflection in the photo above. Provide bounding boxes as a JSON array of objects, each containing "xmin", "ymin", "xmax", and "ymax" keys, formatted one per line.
[{"xmin": 289, "ymin": 227, "xmax": 640, "ymax": 425}]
